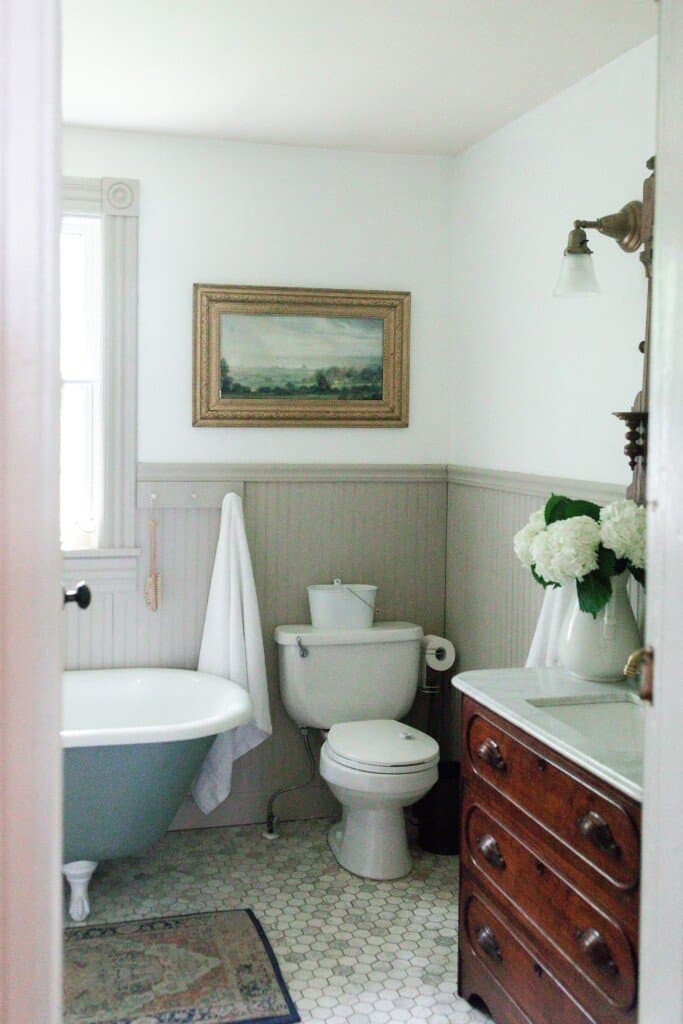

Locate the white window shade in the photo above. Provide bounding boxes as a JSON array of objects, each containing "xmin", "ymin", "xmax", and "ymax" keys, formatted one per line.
[{"xmin": 60, "ymin": 215, "xmax": 103, "ymax": 550}]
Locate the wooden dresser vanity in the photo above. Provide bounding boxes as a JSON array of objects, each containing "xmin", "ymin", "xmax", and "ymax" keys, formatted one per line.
[{"xmin": 454, "ymin": 670, "xmax": 643, "ymax": 1024}]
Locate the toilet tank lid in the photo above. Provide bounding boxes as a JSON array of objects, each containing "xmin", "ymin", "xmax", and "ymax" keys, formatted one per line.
[{"xmin": 274, "ymin": 622, "xmax": 423, "ymax": 646}]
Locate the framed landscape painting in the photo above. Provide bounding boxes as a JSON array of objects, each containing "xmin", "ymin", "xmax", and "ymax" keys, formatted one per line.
[{"xmin": 193, "ymin": 284, "xmax": 410, "ymax": 427}]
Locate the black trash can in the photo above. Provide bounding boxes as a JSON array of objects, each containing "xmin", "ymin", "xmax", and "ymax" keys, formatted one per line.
[{"xmin": 416, "ymin": 760, "xmax": 460, "ymax": 855}]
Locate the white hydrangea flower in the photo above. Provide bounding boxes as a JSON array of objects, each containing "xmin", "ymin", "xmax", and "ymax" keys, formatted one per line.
[
  {"xmin": 530, "ymin": 515, "xmax": 600, "ymax": 585},
  {"xmin": 599, "ymin": 500, "xmax": 646, "ymax": 569},
  {"xmin": 513, "ymin": 508, "xmax": 546, "ymax": 568}
]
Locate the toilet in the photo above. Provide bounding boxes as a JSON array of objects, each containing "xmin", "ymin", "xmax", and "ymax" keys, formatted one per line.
[{"xmin": 274, "ymin": 622, "xmax": 439, "ymax": 879}]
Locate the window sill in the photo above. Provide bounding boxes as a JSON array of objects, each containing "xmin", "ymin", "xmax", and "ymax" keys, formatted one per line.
[{"xmin": 61, "ymin": 547, "xmax": 140, "ymax": 593}]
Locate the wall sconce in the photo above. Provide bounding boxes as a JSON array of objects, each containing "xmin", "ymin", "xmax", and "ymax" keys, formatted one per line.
[
  {"xmin": 555, "ymin": 158, "xmax": 655, "ymax": 504},
  {"xmin": 554, "ymin": 201, "xmax": 643, "ymax": 296},
  {"xmin": 554, "ymin": 225, "xmax": 600, "ymax": 295}
]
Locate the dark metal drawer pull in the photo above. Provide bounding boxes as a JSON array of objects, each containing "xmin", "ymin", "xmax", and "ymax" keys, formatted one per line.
[
  {"xmin": 578, "ymin": 928, "xmax": 619, "ymax": 976},
  {"xmin": 476, "ymin": 925, "xmax": 503, "ymax": 962},
  {"xmin": 578, "ymin": 810, "xmax": 622, "ymax": 859},
  {"xmin": 476, "ymin": 738, "xmax": 506, "ymax": 771},
  {"xmin": 477, "ymin": 834, "xmax": 506, "ymax": 869}
]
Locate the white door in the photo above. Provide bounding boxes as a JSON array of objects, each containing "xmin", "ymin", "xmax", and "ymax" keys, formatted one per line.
[
  {"xmin": 639, "ymin": 3, "xmax": 683, "ymax": 1022},
  {"xmin": 0, "ymin": 0, "xmax": 63, "ymax": 1021}
]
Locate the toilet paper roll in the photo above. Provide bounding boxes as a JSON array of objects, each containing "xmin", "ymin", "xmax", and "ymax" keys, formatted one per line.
[{"xmin": 422, "ymin": 635, "xmax": 456, "ymax": 672}]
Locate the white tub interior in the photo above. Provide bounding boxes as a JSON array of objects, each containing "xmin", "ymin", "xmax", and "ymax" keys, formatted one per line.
[{"xmin": 62, "ymin": 667, "xmax": 254, "ymax": 747}]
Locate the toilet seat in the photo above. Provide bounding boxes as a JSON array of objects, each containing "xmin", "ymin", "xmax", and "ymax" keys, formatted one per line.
[{"xmin": 326, "ymin": 719, "xmax": 439, "ymax": 775}]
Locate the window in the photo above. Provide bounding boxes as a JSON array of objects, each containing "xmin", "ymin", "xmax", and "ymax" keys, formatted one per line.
[
  {"xmin": 60, "ymin": 177, "xmax": 140, "ymax": 590},
  {"xmin": 60, "ymin": 215, "xmax": 103, "ymax": 550}
]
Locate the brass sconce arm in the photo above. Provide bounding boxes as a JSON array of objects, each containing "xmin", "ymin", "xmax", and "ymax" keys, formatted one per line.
[{"xmin": 574, "ymin": 200, "xmax": 643, "ymax": 253}]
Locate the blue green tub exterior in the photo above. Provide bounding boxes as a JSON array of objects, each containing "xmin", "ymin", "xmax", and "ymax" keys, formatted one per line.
[
  {"xmin": 61, "ymin": 666, "xmax": 254, "ymax": 921},
  {"xmin": 63, "ymin": 734, "xmax": 213, "ymax": 863}
]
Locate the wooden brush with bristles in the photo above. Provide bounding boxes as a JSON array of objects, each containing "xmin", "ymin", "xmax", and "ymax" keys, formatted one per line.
[{"xmin": 144, "ymin": 519, "xmax": 161, "ymax": 611}]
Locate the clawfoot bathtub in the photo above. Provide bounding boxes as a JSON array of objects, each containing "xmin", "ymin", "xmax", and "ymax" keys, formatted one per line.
[{"xmin": 61, "ymin": 668, "xmax": 253, "ymax": 921}]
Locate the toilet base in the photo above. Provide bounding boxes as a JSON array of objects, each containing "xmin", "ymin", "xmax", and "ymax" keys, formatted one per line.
[{"xmin": 327, "ymin": 805, "xmax": 412, "ymax": 880}]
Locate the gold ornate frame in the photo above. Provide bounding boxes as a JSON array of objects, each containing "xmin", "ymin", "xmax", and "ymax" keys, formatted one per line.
[{"xmin": 193, "ymin": 284, "xmax": 410, "ymax": 427}]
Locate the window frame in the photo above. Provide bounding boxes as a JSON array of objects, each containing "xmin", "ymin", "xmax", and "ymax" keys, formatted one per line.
[{"xmin": 61, "ymin": 177, "xmax": 140, "ymax": 592}]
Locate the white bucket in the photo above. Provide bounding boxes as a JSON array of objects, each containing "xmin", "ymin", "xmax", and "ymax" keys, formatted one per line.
[{"xmin": 308, "ymin": 580, "xmax": 377, "ymax": 630}]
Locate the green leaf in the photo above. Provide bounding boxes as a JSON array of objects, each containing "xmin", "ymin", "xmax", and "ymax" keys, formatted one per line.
[
  {"xmin": 544, "ymin": 494, "xmax": 601, "ymax": 525},
  {"xmin": 576, "ymin": 572, "xmax": 613, "ymax": 618},
  {"xmin": 596, "ymin": 545, "xmax": 618, "ymax": 578},
  {"xmin": 563, "ymin": 499, "xmax": 602, "ymax": 522},
  {"xmin": 630, "ymin": 566, "xmax": 646, "ymax": 588},
  {"xmin": 544, "ymin": 494, "xmax": 568, "ymax": 525}
]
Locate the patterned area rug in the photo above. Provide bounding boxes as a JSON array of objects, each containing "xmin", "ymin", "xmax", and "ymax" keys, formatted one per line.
[{"xmin": 63, "ymin": 909, "xmax": 301, "ymax": 1024}]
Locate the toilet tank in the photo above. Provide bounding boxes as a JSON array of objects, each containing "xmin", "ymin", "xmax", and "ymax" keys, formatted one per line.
[{"xmin": 274, "ymin": 622, "xmax": 423, "ymax": 729}]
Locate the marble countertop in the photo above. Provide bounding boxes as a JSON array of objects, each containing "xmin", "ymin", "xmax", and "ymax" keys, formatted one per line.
[{"xmin": 452, "ymin": 667, "xmax": 644, "ymax": 802}]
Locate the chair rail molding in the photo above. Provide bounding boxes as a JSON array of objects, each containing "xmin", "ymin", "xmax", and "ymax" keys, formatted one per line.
[
  {"xmin": 138, "ymin": 462, "xmax": 448, "ymax": 484},
  {"xmin": 447, "ymin": 464, "xmax": 626, "ymax": 504}
]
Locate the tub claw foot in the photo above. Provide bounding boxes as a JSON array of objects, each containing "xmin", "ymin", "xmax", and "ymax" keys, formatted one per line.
[{"xmin": 63, "ymin": 861, "xmax": 97, "ymax": 922}]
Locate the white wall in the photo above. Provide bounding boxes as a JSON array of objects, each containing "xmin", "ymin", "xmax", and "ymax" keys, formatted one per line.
[
  {"xmin": 63, "ymin": 128, "xmax": 453, "ymax": 463},
  {"xmin": 449, "ymin": 39, "xmax": 657, "ymax": 484},
  {"xmin": 64, "ymin": 39, "xmax": 658, "ymax": 477}
]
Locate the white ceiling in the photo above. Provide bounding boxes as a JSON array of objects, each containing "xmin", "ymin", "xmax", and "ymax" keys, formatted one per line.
[{"xmin": 62, "ymin": 0, "xmax": 657, "ymax": 156}]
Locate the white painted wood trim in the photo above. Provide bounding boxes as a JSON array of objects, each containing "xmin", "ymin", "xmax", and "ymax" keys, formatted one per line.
[
  {"xmin": 138, "ymin": 462, "xmax": 448, "ymax": 483},
  {"xmin": 62, "ymin": 176, "xmax": 140, "ymax": 585},
  {"xmin": 639, "ymin": 4, "xmax": 683, "ymax": 1021},
  {"xmin": 61, "ymin": 549, "xmax": 140, "ymax": 593},
  {"xmin": 62, "ymin": 176, "xmax": 102, "ymax": 216},
  {"xmin": 62, "ymin": 175, "xmax": 140, "ymax": 565},
  {"xmin": 0, "ymin": 0, "xmax": 62, "ymax": 1019},
  {"xmin": 447, "ymin": 464, "xmax": 625, "ymax": 503},
  {"xmin": 102, "ymin": 184, "xmax": 139, "ymax": 549}
]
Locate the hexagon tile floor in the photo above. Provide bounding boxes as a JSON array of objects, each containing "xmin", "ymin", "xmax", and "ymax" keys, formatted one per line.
[{"xmin": 65, "ymin": 817, "xmax": 491, "ymax": 1024}]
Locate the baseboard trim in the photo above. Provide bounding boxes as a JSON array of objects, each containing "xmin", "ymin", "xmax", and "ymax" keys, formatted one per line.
[{"xmin": 169, "ymin": 782, "xmax": 338, "ymax": 831}]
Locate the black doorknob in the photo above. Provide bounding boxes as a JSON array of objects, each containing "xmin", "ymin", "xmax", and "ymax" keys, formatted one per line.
[{"xmin": 63, "ymin": 581, "xmax": 91, "ymax": 610}]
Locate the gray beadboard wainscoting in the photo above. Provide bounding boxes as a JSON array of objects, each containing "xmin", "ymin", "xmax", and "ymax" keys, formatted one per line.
[
  {"xmin": 63, "ymin": 464, "xmax": 447, "ymax": 829},
  {"xmin": 62, "ymin": 462, "xmax": 635, "ymax": 827},
  {"xmin": 445, "ymin": 467, "xmax": 632, "ymax": 759}
]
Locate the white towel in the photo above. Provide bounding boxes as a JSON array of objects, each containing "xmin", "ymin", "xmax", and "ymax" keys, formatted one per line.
[
  {"xmin": 526, "ymin": 585, "xmax": 574, "ymax": 668},
  {"xmin": 192, "ymin": 493, "xmax": 272, "ymax": 814}
]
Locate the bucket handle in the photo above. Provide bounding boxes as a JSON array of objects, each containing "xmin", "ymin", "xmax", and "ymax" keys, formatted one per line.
[{"xmin": 333, "ymin": 578, "xmax": 379, "ymax": 615}]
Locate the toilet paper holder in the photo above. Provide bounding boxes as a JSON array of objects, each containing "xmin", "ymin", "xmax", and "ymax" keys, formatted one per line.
[{"xmin": 420, "ymin": 635, "xmax": 457, "ymax": 694}]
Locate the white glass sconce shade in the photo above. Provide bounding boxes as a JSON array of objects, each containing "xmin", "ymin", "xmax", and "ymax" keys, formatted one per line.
[{"xmin": 554, "ymin": 252, "xmax": 600, "ymax": 296}]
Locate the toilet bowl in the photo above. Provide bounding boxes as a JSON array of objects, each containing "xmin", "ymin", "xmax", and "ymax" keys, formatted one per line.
[
  {"xmin": 275, "ymin": 621, "xmax": 440, "ymax": 879},
  {"xmin": 320, "ymin": 719, "xmax": 439, "ymax": 879}
]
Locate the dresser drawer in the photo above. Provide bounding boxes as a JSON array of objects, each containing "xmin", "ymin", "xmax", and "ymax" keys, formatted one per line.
[
  {"xmin": 463, "ymin": 798, "xmax": 637, "ymax": 1010},
  {"xmin": 462, "ymin": 881, "xmax": 597, "ymax": 1024},
  {"xmin": 459, "ymin": 945, "xmax": 536, "ymax": 1024},
  {"xmin": 464, "ymin": 701, "xmax": 640, "ymax": 890}
]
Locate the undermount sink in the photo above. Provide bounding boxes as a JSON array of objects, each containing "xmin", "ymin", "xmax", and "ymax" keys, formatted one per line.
[{"xmin": 527, "ymin": 693, "xmax": 645, "ymax": 755}]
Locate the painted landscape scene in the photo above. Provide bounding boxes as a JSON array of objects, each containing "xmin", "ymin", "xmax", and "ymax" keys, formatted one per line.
[{"xmin": 219, "ymin": 313, "xmax": 384, "ymax": 401}]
